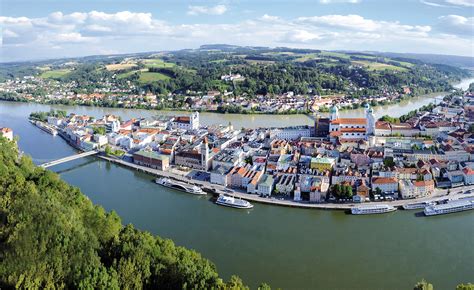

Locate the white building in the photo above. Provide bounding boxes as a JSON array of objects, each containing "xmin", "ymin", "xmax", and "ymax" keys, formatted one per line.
[
  {"xmin": 210, "ymin": 165, "xmax": 230, "ymax": 186},
  {"xmin": 462, "ymin": 168, "xmax": 474, "ymax": 185},
  {"xmin": 93, "ymin": 134, "xmax": 108, "ymax": 147},
  {"xmin": 0, "ymin": 127, "xmax": 13, "ymax": 141},
  {"xmin": 171, "ymin": 112, "xmax": 200, "ymax": 130},
  {"xmin": 270, "ymin": 126, "xmax": 312, "ymax": 140},
  {"xmin": 372, "ymin": 177, "xmax": 399, "ymax": 194},
  {"xmin": 275, "ymin": 174, "xmax": 295, "ymax": 195},
  {"xmin": 257, "ymin": 174, "xmax": 274, "ymax": 196},
  {"xmin": 47, "ymin": 116, "xmax": 62, "ymax": 126},
  {"xmin": 328, "ymin": 104, "xmax": 375, "ymax": 141},
  {"xmin": 399, "ymin": 180, "xmax": 435, "ymax": 199}
]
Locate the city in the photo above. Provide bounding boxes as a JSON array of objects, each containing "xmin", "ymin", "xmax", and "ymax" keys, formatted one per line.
[
  {"xmin": 1, "ymin": 0, "xmax": 474, "ymax": 289},
  {"xmin": 12, "ymin": 83, "xmax": 474, "ymax": 212}
]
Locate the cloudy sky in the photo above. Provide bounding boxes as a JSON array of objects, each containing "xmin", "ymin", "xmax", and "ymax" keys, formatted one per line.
[{"xmin": 1, "ymin": 0, "xmax": 473, "ymax": 62}]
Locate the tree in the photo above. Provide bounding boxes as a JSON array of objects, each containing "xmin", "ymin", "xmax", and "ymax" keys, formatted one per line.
[
  {"xmin": 105, "ymin": 145, "xmax": 112, "ymax": 156},
  {"xmin": 375, "ymin": 187, "xmax": 382, "ymax": 196},
  {"xmin": 332, "ymin": 184, "xmax": 342, "ymax": 199},
  {"xmin": 225, "ymin": 275, "xmax": 249, "ymax": 290},
  {"xmin": 258, "ymin": 283, "xmax": 272, "ymax": 290},
  {"xmin": 457, "ymin": 283, "xmax": 474, "ymax": 290},
  {"xmin": 414, "ymin": 280, "xmax": 434, "ymax": 290},
  {"xmin": 92, "ymin": 126, "xmax": 106, "ymax": 135},
  {"xmin": 0, "ymin": 137, "xmax": 247, "ymax": 289},
  {"xmin": 343, "ymin": 185, "xmax": 353, "ymax": 198},
  {"xmin": 383, "ymin": 157, "xmax": 396, "ymax": 168}
]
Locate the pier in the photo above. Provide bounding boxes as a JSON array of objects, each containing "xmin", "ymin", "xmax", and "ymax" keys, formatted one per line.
[{"xmin": 40, "ymin": 150, "xmax": 99, "ymax": 168}]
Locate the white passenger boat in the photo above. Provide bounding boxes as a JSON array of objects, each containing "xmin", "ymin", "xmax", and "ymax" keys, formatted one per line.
[
  {"xmin": 215, "ymin": 194, "xmax": 254, "ymax": 209},
  {"xmin": 31, "ymin": 120, "xmax": 58, "ymax": 136},
  {"xmin": 155, "ymin": 178, "xmax": 205, "ymax": 195},
  {"xmin": 402, "ymin": 201, "xmax": 435, "ymax": 210},
  {"xmin": 351, "ymin": 204, "xmax": 397, "ymax": 215},
  {"xmin": 424, "ymin": 199, "xmax": 474, "ymax": 216}
]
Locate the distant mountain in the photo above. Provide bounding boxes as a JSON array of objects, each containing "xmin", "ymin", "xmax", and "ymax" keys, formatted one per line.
[
  {"xmin": 199, "ymin": 44, "xmax": 243, "ymax": 51},
  {"xmin": 372, "ymin": 52, "xmax": 473, "ymax": 69}
]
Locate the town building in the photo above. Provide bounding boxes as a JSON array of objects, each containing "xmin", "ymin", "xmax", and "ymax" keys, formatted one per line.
[
  {"xmin": 133, "ymin": 150, "xmax": 170, "ymax": 171},
  {"xmin": 0, "ymin": 127, "xmax": 13, "ymax": 141}
]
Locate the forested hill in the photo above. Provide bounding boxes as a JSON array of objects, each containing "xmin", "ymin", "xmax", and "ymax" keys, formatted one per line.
[
  {"xmin": 0, "ymin": 137, "xmax": 260, "ymax": 289},
  {"xmin": 1, "ymin": 46, "xmax": 471, "ymax": 97}
]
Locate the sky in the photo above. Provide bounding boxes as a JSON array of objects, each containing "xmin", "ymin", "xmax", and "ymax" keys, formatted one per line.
[{"xmin": 1, "ymin": 0, "xmax": 473, "ymax": 62}]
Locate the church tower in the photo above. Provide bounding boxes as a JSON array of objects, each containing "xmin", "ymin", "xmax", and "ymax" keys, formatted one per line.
[
  {"xmin": 330, "ymin": 104, "xmax": 339, "ymax": 121},
  {"xmin": 201, "ymin": 137, "xmax": 209, "ymax": 171},
  {"xmin": 365, "ymin": 104, "xmax": 375, "ymax": 136}
]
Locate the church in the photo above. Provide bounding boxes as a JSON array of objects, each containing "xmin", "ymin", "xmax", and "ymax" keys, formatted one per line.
[{"xmin": 328, "ymin": 104, "xmax": 375, "ymax": 142}]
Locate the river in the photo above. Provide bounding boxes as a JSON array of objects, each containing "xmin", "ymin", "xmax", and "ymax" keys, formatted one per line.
[{"xmin": 1, "ymin": 78, "xmax": 473, "ymax": 289}]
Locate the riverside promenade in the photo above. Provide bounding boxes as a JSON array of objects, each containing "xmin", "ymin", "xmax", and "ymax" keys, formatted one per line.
[{"xmin": 99, "ymin": 155, "xmax": 474, "ymax": 211}]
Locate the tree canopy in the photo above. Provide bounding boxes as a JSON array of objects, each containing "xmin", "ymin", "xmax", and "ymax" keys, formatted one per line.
[{"xmin": 0, "ymin": 137, "xmax": 256, "ymax": 289}]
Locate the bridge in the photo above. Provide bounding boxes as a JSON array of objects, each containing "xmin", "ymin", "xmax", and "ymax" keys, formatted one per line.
[{"xmin": 40, "ymin": 150, "xmax": 100, "ymax": 168}]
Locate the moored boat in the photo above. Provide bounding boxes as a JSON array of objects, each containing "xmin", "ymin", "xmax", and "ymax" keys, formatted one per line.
[
  {"xmin": 31, "ymin": 120, "xmax": 58, "ymax": 136},
  {"xmin": 215, "ymin": 194, "xmax": 254, "ymax": 209},
  {"xmin": 351, "ymin": 204, "xmax": 396, "ymax": 215},
  {"xmin": 155, "ymin": 177, "xmax": 205, "ymax": 195},
  {"xmin": 424, "ymin": 199, "xmax": 474, "ymax": 216},
  {"xmin": 402, "ymin": 201, "xmax": 435, "ymax": 210}
]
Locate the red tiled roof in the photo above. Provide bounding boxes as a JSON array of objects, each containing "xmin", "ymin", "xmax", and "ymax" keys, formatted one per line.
[
  {"xmin": 372, "ymin": 177, "xmax": 398, "ymax": 184},
  {"xmin": 331, "ymin": 118, "xmax": 367, "ymax": 125}
]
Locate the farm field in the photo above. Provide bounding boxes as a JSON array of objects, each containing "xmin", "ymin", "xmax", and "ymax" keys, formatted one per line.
[
  {"xmin": 351, "ymin": 60, "xmax": 408, "ymax": 71},
  {"xmin": 138, "ymin": 71, "xmax": 170, "ymax": 83},
  {"xmin": 40, "ymin": 69, "xmax": 71, "ymax": 79}
]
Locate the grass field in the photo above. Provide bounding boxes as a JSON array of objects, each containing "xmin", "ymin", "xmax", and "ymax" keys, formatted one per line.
[
  {"xmin": 320, "ymin": 51, "xmax": 351, "ymax": 59},
  {"xmin": 142, "ymin": 58, "xmax": 175, "ymax": 68},
  {"xmin": 40, "ymin": 69, "xmax": 71, "ymax": 79},
  {"xmin": 116, "ymin": 70, "xmax": 140, "ymax": 79},
  {"xmin": 294, "ymin": 53, "xmax": 321, "ymax": 62},
  {"xmin": 351, "ymin": 60, "xmax": 407, "ymax": 71},
  {"xmin": 138, "ymin": 71, "xmax": 170, "ymax": 83},
  {"xmin": 105, "ymin": 63, "xmax": 137, "ymax": 71}
]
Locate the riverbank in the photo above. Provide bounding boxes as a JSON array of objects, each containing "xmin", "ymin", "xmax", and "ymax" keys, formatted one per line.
[
  {"xmin": 98, "ymin": 155, "xmax": 474, "ymax": 212},
  {"xmin": 0, "ymin": 90, "xmax": 448, "ymax": 117},
  {"xmin": 4, "ymin": 101, "xmax": 474, "ymax": 290}
]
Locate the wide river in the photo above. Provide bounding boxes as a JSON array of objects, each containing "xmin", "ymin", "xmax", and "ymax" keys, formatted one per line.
[{"xmin": 1, "ymin": 79, "xmax": 473, "ymax": 289}]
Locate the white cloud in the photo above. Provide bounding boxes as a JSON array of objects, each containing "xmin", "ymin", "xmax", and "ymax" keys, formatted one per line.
[
  {"xmin": 0, "ymin": 11, "xmax": 472, "ymax": 61},
  {"xmin": 420, "ymin": 0, "xmax": 451, "ymax": 7},
  {"xmin": 420, "ymin": 0, "xmax": 473, "ymax": 6},
  {"xmin": 445, "ymin": 0, "xmax": 474, "ymax": 6},
  {"xmin": 438, "ymin": 15, "xmax": 474, "ymax": 35},
  {"xmin": 260, "ymin": 14, "xmax": 280, "ymax": 21},
  {"xmin": 187, "ymin": 5, "xmax": 228, "ymax": 16},
  {"xmin": 284, "ymin": 30, "xmax": 323, "ymax": 42},
  {"xmin": 297, "ymin": 14, "xmax": 431, "ymax": 37}
]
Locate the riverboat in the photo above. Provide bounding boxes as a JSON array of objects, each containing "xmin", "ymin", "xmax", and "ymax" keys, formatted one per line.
[
  {"xmin": 402, "ymin": 201, "xmax": 435, "ymax": 210},
  {"xmin": 215, "ymin": 194, "xmax": 254, "ymax": 209},
  {"xmin": 155, "ymin": 178, "xmax": 205, "ymax": 195},
  {"xmin": 31, "ymin": 120, "xmax": 58, "ymax": 136},
  {"xmin": 424, "ymin": 199, "xmax": 474, "ymax": 216},
  {"xmin": 351, "ymin": 204, "xmax": 397, "ymax": 215}
]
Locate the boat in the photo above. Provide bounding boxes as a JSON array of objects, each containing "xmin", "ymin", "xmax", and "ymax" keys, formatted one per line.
[
  {"xmin": 31, "ymin": 120, "xmax": 58, "ymax": 136},
  {"xmin": 424, "ymin": 199, "xmax": 474, "ymax": 216},
  {"xmin": 155, "ymin": 178, "xmax": 205, "ymax": 195},
  {"xmin": 351, "ymin": 204, "xmax": 397, "ymax": 215},
  {"xmin": 402, "ymin": 201, "xmax": 435, "ymax": 210},
  {"xmin": 215, "ymin": 194, "xmax": 254, "ymax": 209}
]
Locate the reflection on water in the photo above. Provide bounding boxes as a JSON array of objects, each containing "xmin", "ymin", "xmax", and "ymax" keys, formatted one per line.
[{"xmin": 0, "ymin": 78, "xmax": 473, "ymax": 289}]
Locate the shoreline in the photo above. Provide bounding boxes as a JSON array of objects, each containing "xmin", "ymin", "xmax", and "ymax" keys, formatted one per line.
[
  {"xmin": 97, "ymin": 155, "xmax": 474, "ymax": 212},
  {"xmin": 0, "ymin": 89, "xmax": 448, "ymax": 117},
  {"xmin": 32, "ymin": 118, "xmax": 474, "ymax": 213}
]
